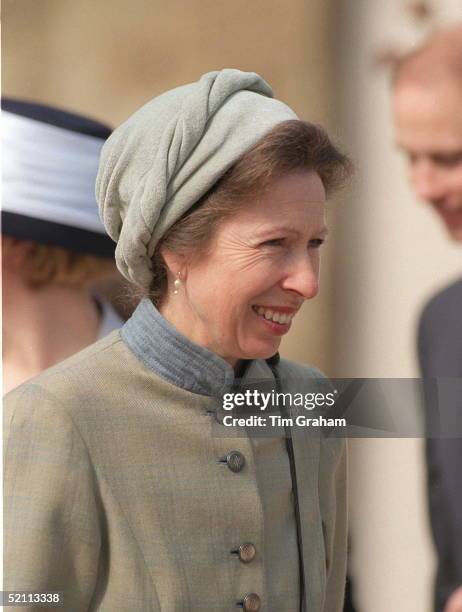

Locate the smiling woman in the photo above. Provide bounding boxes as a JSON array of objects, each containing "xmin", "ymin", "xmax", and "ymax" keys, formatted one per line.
[
  {"xmin": 4, "ymin": 69, "xmax": 352, "ymax": 612},
  {"xmin": 151, "ymin": 120, "xmax": 347, "ymax": 366},
  {"xmin": 160, "ymin": 169, "xmax": 325, "ymax": 364}
]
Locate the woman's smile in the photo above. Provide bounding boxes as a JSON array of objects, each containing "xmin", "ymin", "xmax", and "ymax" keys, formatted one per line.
[{"xmin": 251, "ymin": 304, "xmax": 298, "ymax": 335}]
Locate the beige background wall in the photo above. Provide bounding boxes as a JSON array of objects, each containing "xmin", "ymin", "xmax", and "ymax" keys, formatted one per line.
[{"xmin": 334, "ymin": 1, "xmax": 462, "ymax": 611}]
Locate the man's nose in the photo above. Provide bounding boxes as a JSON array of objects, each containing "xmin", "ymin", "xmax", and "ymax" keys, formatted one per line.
[
  {"xmin": 410, "ymin": 160, "xmax": 447, "ymax": 204},
  {"xmin": 280, "ymin": 255, "xmax": 319, "ymax": 300}
]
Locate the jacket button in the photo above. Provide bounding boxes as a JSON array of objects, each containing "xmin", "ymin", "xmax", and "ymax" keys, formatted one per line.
[
  {"xmin": 226, "ymin": 451, "xmax": 246, "ymax": 473},
  {"xmin": 238, "ymin": 542, "xmax": 256, "ymax": 563},
  {"xmin": 242, "ymin": 593, "xmax": 261, "ymax": 611}
]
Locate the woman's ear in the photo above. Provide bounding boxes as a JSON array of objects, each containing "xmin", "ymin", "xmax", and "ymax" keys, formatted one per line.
[
  {"xmin": 2, "ymin": 238, "xmax": 34, "ymax": 271},
  {"xmin": 160, "ymin": 248, "xmax": 186, "ymax": 279}
]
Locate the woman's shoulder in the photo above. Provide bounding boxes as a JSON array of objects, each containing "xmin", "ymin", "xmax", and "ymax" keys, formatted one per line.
[
  {"xmin": 275, "ymin": 357, "xmax": 331, "ymax": 388},
  {"xmin": 6, "ymin": 329, "xmax": 121, "ymax": 392},
  {"xmin": 4, "ymin": 330, "xmax": 136, "ymax": 427},
  {"xmin": 275, "ymin": 358, "xmax": 345, "ymax": 455}
]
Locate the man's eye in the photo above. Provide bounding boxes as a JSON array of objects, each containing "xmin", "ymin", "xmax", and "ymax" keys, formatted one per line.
[
  {"xmin": 436, "ymin": 153, "xmax": 462, "ymax": 167},
  {"xmin": 309, "ymin": 238, "xmax": 325, "ymax": 249}
]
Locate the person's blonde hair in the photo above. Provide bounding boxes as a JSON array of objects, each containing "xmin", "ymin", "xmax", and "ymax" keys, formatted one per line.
[{"xmin": 3, "ymin": 237, "xmax": 116, "ymax": 289}]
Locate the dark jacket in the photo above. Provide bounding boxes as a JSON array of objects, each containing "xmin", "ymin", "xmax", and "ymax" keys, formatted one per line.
[{"xmin": 418, "ymin": 278, "xmax": 462, "ymax": 612}]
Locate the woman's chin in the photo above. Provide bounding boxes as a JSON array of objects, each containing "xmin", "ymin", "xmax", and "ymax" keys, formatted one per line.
[{"xmin": 239, "ymin": 339, "xmax": 282, "ymax": 362}]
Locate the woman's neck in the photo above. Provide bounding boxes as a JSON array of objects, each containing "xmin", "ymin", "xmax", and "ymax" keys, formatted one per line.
[{"xmin": 3, "ymin": 276, "xmax": 101, "ymax": 394}]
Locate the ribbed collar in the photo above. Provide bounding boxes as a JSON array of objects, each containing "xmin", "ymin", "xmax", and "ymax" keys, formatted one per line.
[{"xmin": 121, "ymin": 298, "xmax": 274, "ymax": 396}]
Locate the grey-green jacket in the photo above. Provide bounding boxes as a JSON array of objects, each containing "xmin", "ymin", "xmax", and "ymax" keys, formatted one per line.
[{"xmin": 4, "ymin": 299, "xmax": 347, "ymax": 611}]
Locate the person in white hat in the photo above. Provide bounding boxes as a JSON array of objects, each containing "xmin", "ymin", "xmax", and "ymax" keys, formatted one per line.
[{"xmin": 2, "ymin": 98, "xmax": 124, "ymax": 393}]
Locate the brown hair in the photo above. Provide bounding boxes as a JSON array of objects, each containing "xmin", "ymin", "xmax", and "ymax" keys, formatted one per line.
[
  {"xmin": 147, "ymin": 119, "xmax": 352, "ymax": 307},
  {"xmin": 3, "ymin": 237, "xmax": 116, "ymax": 289}
]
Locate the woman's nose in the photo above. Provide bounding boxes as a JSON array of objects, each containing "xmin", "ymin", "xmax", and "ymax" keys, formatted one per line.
[{"xmin": 280, "ymin": 255, "xmax": 319, "ymax": 300}]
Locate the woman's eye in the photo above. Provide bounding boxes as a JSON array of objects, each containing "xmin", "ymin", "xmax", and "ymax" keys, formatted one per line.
[
  {"xmin": 309, "ymin": 238, "xmax": 325, "ymax": 249},
  {"xmin": 262, "ymin": 238, "xmax": 284, "ymax": 247}
]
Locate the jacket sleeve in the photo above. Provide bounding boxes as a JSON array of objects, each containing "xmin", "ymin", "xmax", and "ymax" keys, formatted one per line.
[
  {"xmin": 3, "ymin": 383, "xmax": 102, "ymax": 612},
  {"xmin": 319, "ymin": 437, "xmax": 348, "ymax": 612}
]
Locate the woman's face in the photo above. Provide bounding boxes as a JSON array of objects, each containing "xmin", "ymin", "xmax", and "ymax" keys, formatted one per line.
[{"xmin": 161, "ymin": 170, "xmax": 327, "ymax": 366}]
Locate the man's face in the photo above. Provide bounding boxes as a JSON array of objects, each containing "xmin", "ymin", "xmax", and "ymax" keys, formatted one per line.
[{"xmin": 393, "ymin": 77, "xmax": 462, "ymax": 241}]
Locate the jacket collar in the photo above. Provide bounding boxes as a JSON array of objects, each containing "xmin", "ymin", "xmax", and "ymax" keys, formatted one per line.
[{"xmin": 121, "ymin": 298, "xmax": 277, "ymax": 396}]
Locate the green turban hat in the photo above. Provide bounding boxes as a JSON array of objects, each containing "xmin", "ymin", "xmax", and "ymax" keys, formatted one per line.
[{"xmin": 96, "ymin": 69, "xmax": 297, "ymax": 288}]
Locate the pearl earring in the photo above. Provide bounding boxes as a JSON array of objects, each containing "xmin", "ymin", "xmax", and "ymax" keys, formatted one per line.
[{"xmin": 173, "ymin": 272, "xmax": 182, "ymax": 295}]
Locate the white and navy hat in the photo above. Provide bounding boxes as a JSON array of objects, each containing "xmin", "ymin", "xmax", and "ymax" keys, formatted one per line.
[{"xmin": 1, "ymin": 98, "xmax": 115, "ymax": 257}]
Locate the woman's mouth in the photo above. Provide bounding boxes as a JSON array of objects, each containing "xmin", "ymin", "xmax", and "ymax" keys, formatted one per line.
[{"xmin": 251, "ymin": 305, "xmax": 295, "ymax": 325}]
